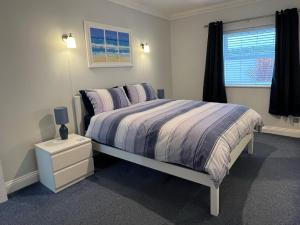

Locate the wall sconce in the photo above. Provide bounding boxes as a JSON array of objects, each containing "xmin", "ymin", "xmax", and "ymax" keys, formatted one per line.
[
  {"xmin": 62, "ymin": 33, "xmax": 76, "ymax": 49},
  {"xmin": 141, "ymin": 43, "xmax": 150, "ymax": 53}
]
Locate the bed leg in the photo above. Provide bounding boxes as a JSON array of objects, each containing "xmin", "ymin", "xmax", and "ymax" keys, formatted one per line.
[
  {"xmin": 210, "ymin": 186, "xmax": 219, "ymax": 216},
  {"xmin": 247, "ymin": 134, "xmax": 254, "ymax": 155}
]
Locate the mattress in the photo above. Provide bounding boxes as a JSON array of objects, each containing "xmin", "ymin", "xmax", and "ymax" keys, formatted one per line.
[{"xmin": 86, "ymin": 99, "xmax": 263, "ymax": 186}]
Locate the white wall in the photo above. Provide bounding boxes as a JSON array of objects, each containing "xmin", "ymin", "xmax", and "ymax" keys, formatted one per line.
[
  {"xmin": 171, "ymin": 0, "xmax": 300, "ymax": 130},
  {"xmin": 0, "ymin": 0, "xmax": 172, "ymax": 182}
]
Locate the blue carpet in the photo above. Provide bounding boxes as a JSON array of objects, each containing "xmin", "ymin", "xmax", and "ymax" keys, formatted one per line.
[{"xmin": 0, "ymin": 133, "xmax": 300, "ymax": 225}]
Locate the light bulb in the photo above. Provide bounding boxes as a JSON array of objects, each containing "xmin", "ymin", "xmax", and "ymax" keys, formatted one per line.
[
  {"xmin": 62, "ymin": 33, "xmax": 76, "ymax": 49},
  {"xmin": 66, "ymin": 36, "xmax": 76, "ymax": 49},
  {"xmin": 143, "ymin": 43, "xmax": 150, "ymax": 53}
]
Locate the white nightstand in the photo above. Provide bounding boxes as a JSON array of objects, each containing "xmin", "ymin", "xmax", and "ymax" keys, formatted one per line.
[{"xmin": 35, "ymin": 134, "xmax": 94, "ymax": 193}]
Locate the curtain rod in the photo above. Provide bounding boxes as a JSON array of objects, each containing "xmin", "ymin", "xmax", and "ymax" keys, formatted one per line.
[{"xmin": 204, "ymin": 9, "xmax": 300, "ymax": 28}]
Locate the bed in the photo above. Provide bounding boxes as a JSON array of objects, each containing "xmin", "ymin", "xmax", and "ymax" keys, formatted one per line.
[{"xmin": 73, "ymin": 96, "xmax": 262, "ymax": 216}]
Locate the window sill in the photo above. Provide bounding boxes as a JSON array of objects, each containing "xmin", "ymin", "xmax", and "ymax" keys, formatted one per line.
[{"xmin": 225, "ymin": 85, "xmax": 271, "ymax": 88}]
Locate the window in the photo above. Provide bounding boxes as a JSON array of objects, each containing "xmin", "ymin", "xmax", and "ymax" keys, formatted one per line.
[{"xmin": 223, "ymin": 26, "xmax": 275, "ymax": 87}]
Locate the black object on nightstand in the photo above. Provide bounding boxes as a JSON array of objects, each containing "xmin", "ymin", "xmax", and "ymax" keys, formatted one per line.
[
  {"xmin": 157, "ymin": 89, "xmax": 165, "ymax": 99},
  {"xmin": 54, "ymin": 107, "xmax": 69, "ymax": 140}
]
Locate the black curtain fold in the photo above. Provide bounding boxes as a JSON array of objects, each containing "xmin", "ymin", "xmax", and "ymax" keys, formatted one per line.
[
  {"xmin": 269, "ymin": 8, "xmax": 300, "ymax": 116},
  {"xmin": 203, "ymin": 21, "xmax": 227, "ymax": 103}
]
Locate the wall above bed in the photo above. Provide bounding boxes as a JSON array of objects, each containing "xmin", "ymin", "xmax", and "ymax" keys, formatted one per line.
[{"xmin": 0, "ymin": 0, "xmax": 172, "ymax": 185}]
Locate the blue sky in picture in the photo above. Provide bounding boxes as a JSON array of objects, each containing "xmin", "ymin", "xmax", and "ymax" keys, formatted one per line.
[
  {"xmin": 90, "ymin": 28, "xmax": 104, "ymax": 45},
  {"xmin": 106, "ymin": 30, "xmax": 118, "ymax": 46},
  {"xmin": 118, "ymin": 32, "xmax": 129, "ymax": 47}
]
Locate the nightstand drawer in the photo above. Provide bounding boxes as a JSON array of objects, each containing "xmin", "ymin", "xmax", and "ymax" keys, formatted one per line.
[
  {"xmin": 52, "ymin": 143, "xmax": 92, "ymax": 171},
  {"xmin": 54, "ymin": 158, "xmax": 94, "ymax": 189}
]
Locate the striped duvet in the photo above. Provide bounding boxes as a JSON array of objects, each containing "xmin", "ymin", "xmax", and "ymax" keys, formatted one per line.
[{"xmin": 86, "ymin": 99, "xmax": 263, "ymax": 186}]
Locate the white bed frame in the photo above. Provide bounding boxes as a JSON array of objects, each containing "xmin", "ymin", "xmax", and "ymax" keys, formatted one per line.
[{"xmin": 73, "ymin": 95, "xmax": 254, "ymax": 216}]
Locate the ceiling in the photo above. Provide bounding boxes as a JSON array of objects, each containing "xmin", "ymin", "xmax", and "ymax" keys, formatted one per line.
[
  {"xmin": 108, "ymin": 0, "xmax": 261, "ymax": 20},
  {"xmin": 130, "ymin": 0, "xmax": 227, "ymax": 15}
]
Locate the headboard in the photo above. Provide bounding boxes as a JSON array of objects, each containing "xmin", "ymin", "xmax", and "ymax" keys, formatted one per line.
[{"xmin": 73, "ymin": 95, "xmax": 85, "ymax": 136}]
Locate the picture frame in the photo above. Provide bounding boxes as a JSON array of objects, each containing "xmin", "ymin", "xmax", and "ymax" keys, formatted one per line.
[{"xmin": 84, "ymin": 20, "xmax": 133, "ymax": 68}]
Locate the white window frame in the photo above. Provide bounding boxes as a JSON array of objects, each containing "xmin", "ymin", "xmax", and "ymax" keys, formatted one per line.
[{"xmin": 223, "ymin": 20, "xmax": 276, "ymax": 88}]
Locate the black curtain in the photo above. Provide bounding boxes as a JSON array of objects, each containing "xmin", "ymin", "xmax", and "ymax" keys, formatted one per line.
[
  {"xmin": 269, "ymin": 8, "xmax": 300, "ymax": 116},
  {"xmin": 203, "ymin": 21, "xmax": 227, "ymax": 103}
]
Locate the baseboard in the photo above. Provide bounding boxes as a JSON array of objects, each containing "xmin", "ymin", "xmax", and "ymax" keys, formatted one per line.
[
  {"xmin": 5, "ymin": 171, "xmax": 39, "ymax": 194},
  {"xmin": 262, "ymin": 126, "xmax": 300, "ymax": 138}
]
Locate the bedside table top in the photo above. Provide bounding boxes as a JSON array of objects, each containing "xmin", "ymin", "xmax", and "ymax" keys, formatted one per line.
[{"xmin": 35, "ymin": 134, "xmax": 91, "ymax": 155}]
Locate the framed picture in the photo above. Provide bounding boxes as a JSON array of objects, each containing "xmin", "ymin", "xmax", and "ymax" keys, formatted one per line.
[{"xmin": 84, "ymin": 21, "xmax": 133, "ymax": 68}]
